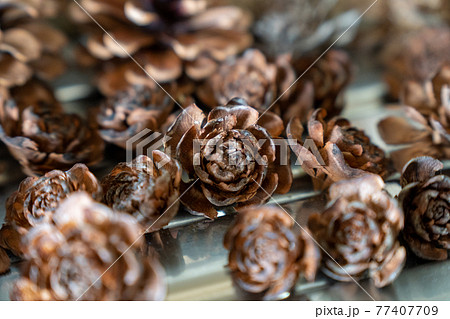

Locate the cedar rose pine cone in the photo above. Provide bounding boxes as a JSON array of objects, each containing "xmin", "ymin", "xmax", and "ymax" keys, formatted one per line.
[
  {"xmin": 308, "ymin": 175, "xmax": 406, "ymax": 288},
  {"xmin": 11, "ymin": 192, "xmax": 166, "ymax": 301},
  {"xmin": 0, "ymin": 164, "xmax": 101, "ymax": 258},
  {"xmin": 398, "ymin": 157, "xmax": 449, "ymax": 260},
  {"xmin": 378, "ymin": 64, "xmax": 450, "ymax": 171},
  {"xmin": 165, "ymin": 99, "xmax": 293, "ymax": 219},
  {"xmin": 101, "ymin": 151, "xmax": 181, "ymax": 232},
  {"xmin": 224, "ymin": 205, "xmax": 319, "ymax": 300},
  {"xmin": 70, "ymin": 0, "xmax": 252, "ymax": 95},
  {"xmin": 97, "ymin": 85, "xmax": 175, "ymax": 148},
  {"xmin": 287, "ymin": 108, "xmax": 387, "ymax": 190},
  {"xmin": 0, "ymin": 96, "xmax": 104, "ymax": 175}
]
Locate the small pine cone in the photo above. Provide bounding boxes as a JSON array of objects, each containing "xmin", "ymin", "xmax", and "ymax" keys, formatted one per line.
[
  {"xmin": 0, "ymin": 0, "xmax": 66, "ymax": 90},
  {"xmin": 197, "ymin": 49, "xmax": 314, "ymax": 123},
  {"xmin": 0, "ymin": 96, "xmax": 104, "ymax": 176},
  {"xmin": 398, "ymin": 157, "xmax": 449, "ymax": 261},
  {"xmin": 383, "ymin": 27, "xmax": 450, "ymax": 99},
  {"xmin": 11, "ymin": 192, "xmax": 166, "ymax": 301},
  {"xmin": 165, "ymin": 99, "xmax": 293, "ymax": 219},
  {"xmin": 0, "ymin": 164, "xmax": 101, "ymax": 259},
  {"xmin": 97, "ymin": 85, "xmax": 175, "ymax": 148},
  {"xmin": 101, "ymin": 152, "xmax": 181, "ymax": 232},
  {"xmin": 378, "ymin": 65, "xmax": 450, "ymax": 172},
  {"xmin": 308, "ymin": 175, "xmax": 406, "ymax": 288},
  {"xmin": 294, "ymin": 49, "xmax": 353, "ymax": 118},
  {"xmin": 70, "ymin": 0, "xmax": 252, "ymax": 95},
  {"xmin": 224, "ymin": 205, "xmax": 319, "ymax": 300},
  {"xmin": 287, "ymin": 109, "xmax": 387, "ymax": 190}
]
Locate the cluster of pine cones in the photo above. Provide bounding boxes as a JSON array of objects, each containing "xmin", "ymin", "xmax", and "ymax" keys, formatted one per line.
[{"xmin": 0, "ymin": 0, "xmax": 448, "ymax": 301}]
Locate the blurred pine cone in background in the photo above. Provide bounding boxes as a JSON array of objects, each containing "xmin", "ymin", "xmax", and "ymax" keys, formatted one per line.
[
  {"xmin": 101, "ymin": 152, "xmax": 181, "ymax": 232},
  {"xmin": 398, "ymin": 157, "xmax": 449, "ymax": 261},
  {"xmin": 0, "ymin": 0, "xmax": 66, "ymax": 92},
  {"xmin": 11, "ymin": 193, "xmax": 166, "ymax": 301},
  {"xmin": 0, "ymin": 164, "xmax": 101, "ymax": 260},
  {"xmin": 97, "ymin": 85, "xmax": 175, "ymax": 148},
  {"xmin": 224, "ymin": 205, "xmax": 319, "ymax": 300},
  {"xmin": 70, "ymin": 0, "xmax": 252, "ymax": 96},
  {"xmin": 309, "ymin": 175, "xmax": 406, "ymax": 288}
]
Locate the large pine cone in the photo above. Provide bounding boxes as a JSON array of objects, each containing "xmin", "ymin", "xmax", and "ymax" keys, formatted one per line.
[
  {"xmin": 11, "ymin": 192, "xmax": 166, "ymax": 301},
  {"xmin": 398, "ymin": 157, "xmax": 449, "ymax": 260},
  {"xmin": 287, "ymin": 108, "xmax": 387, "ymax": 190},
  {"xmin": 0, "ymin": 95, "xmax": 104, "ymax": 176},
  {"xmin": 378, "ymin": 66, "xmax": 450, "ymax": 171},
  {"xmin": 71, "ymin": 0, "xmax": 252, "ymax": 95},
  {"xmin": 101, "ymin": 151, "xmax": 181, "ymax": 232},
  {"xmin": 196, "ymin": 49, "xmax": 314, "ymax": 123},
  {"xmin": 0, "ymin": 164, "xmax": 101, "ymax": 259},
  {"xmin": 165, "ymin": 99, "xmax": 292, "ymax": 219},
  {"xmin": 308, "ymin": 175, "xmax": 406, "ymax": 288},
  {"xmin": 0, "ymin": 0, "xmax": 66, "ymax": 90},
  {"xmin": 224, "ymin": 205, "xmax": 319, "ymax": 300},
  {"xmin": 97, "ymin": 85, "xmax": 175, "ymax": 148}
]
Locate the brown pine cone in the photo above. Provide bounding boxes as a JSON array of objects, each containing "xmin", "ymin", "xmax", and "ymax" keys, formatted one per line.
[
  {"xmin": 383, "ymin": 27, "xmax": 450, "ymax": 99},
  {"xmin": 11, "ymin": 192, "xmax": 166, "ymax": 301},
  {"xmin": 70, "ymin": 0, "xmax": 252, "ymax": 95},
  {"xmin": 0, "ymin": 164, "xmax": 101, "ymax": 259},
  {"xmin": 165, "ymin": 99, "xmax": 293, "ymax": 219},
  {"xmin": 294, "ymin": 50, "xmax": 353, "ymax": 118},
  {"xmin": 308, "ymin": 175, "xmax": 406, "ymax": 288},
  {"xmin": 101, "ymin": 151, "xmax": 181, "ymax": 232},
  {"xmin": 398, "ymin": 157, "xmax": 449, "ymax": 260},
  {"xmin": 0, "ymin": 0, "xmax": 66, "ymax": 90},
  {"xmin": 224, "ymin": 205, "xmax": 319, "ymax": 300},
  {"xmin": 0, "ymin": 97, "xmax": 104, "ymax": 175},
  {"xmin": 97, "ymin": 85, "xmax": 175, "ymax": 148},
  {"xmin": 287, "ymin": 109, "xmax": 387, "ymax": 190},
  {"xmin": 378, "ymin": 70, "xmax": 450, "ymax": 171},
  {"xmin": 196, "ymin": 49, "xmax": 314, "ymax": 123}
]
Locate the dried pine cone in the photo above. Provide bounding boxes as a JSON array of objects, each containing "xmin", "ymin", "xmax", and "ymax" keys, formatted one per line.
[
  {"xmin": 0, "ymin": 96, "xmax": 104, "ymax": 176},
  {"xmin": 101, "ymin": 151, "xmax": 181, "ymax": 232},
  {"xmin": 11, "ymin": 192, "xmax": 166, "ymax": 301},
  {"xmin": 71, "ymin": 0, "xmax": 252, "ymax": 95},
  {"xmin": 383, "ymin": 27, "xmax": 450, "ymax": 99},
  {"xmin": 97, "ymin": 85, "xmax": 175, "ymax": 148},
  {"xmin": 165, "ymin": 99, "xmax": 293, "ymax": 219},
  {"xmin": 398, "ymin": 157, "xmax": 449, "ymax": 260},
  {"xmin": 378, "ymin": 69, "xmax": 450, "ymax": 171},
  {"xmin": 224, "ymin": 205, "xmax": 319, "ymax": 300},
  {"xmin": 308, "ymin": 175, "xmax": 406, "ymax": 288},
  {"xmin": 294, "ymin": 49, "xmax": 353, "ymax": 118},
  {"xmin": 197, "ymin": 49, "xmax": 314, "ymax": 123},
  {"xmin": 0, "ymin": 0, "xmax": 66, "ymax": 90},
  {"xmin": 287, "ymin": 109, "xmax": 387, "ymax": 190},
  {"xmin": 0, "ymin": 164, "xmax": 101, "ymax": 259}
]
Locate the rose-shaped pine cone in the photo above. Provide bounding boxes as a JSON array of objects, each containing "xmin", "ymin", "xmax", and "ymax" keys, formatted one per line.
[
  {"xmin": 294, "ymin": 49, "xmax": 353, "ymax": 118},
  {"xmin": 308, "ymin": 175, "xmax": 406, "ymax": 288},
  {"xmin": 0, "ymin": 164, "xmax": 101, "ymax": 259},
  {"xmin": 101, "ymin": 151, "xmax": 181, "ymax": 232},
  {"xmin": 70, "ymin": 0, "xmax": 252, "ymax": 95},
  {"xmin": 97, "ymin": 85, "xmax": 175, "ymax": 148},
  {"xmin": 378, "ymin": 69, "xmax": 450, "ymax": 172},
  {"xmin": 0, "ymin": 0, "xmax": 66, "ymax": 90},
  {"xmin": 197, "ymin": 49, "xmax": 314, "ymax": 123},
  {"xmin": 287, "ymin": 108, "xmax": 387, "ymax": 190},
  {"xmin": 383, "ymin": 27, "xmax": 450, "ymax": 99},
  {"xmin": 0, "ymin": 96, "xmax": 104, "ymax": 175},
  {"xmin": 224, "ymin": 205, "xmax": 319, "ymax": 300},
  {"xmin": 398, "ymin": 157, "xmax": 449, "ymax": 260},
  {"xmin": 165, "ymin": 99, "xmax": 292, "ymax": 219},
  {"xmin": 11, "ymin": 192, "xmax": 166, "ymax": 301}
]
